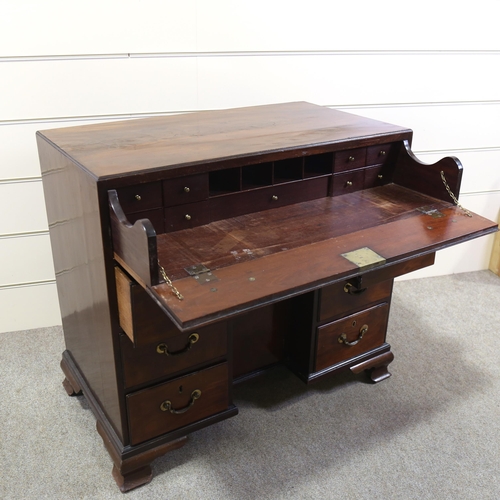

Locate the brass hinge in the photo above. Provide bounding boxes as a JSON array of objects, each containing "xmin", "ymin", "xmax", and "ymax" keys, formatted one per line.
[{"xmin": 184, "ymin": 264, "xmax": 219, "ymax": 284}]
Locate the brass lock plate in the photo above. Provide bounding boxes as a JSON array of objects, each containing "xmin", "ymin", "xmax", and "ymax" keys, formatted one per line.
[{"xmin": 341, "ymin": 247, "xmax": 386, "ymax": 270}]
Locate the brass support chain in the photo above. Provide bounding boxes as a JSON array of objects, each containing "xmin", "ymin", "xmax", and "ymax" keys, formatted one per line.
[
  {"xmin": 440, "ymin": 171, "xmax": 473, "ymax": 217},
  {"xmin": 158, "ymin": 261, "xmax": 184, "ymax": 300}
]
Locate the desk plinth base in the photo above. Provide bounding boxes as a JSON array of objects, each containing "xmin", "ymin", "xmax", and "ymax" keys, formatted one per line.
[
  {"xmin": 60, "ymin": 351, "xmax": 225, "ymax": 493},
  {"xmin": 97, "ymin": 422, "xmax": 187, "ymax": 493},
  {"xmin": 297, "ymin": 343, "xmax": 394, "ymax": 384},
  {"xmin": 350, "ymin": 350, "xmax": 395, "ymax": 383},
  {"xmin": 60, "ymin": 343, "xmax": 392, "ymax": 492}
]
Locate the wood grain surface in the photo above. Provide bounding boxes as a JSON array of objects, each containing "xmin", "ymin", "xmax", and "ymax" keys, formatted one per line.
[
  {"xmin": 38, "ymin": 102, "xmax": 411, "ymax": 179},
  {"xmin": 151, "ymin": 187, "xmax": 496, "ymax": 329}
]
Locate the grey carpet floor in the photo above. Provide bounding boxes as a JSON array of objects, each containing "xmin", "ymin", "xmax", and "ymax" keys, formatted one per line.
[{"xmin": 1, "ymin": 270, "xmax": 499, "ymax": 500}]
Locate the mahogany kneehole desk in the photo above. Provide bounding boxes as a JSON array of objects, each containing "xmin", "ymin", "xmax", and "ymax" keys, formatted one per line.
[{"xmin": 37, "ymin": 102, "xmax": 497, "ymax": 492}]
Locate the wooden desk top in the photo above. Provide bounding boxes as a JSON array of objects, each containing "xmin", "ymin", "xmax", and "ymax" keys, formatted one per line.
[{"xmin": 37, "ymin": 102, "xmax": 411, "ymax": 180}]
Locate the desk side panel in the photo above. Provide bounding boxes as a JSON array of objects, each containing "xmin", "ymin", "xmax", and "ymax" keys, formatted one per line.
[{"xmin": 37, "ymin": 134, "xmax": 124, "ymax": 440}]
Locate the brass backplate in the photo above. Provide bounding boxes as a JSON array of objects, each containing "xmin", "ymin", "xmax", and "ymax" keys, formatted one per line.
[{"xmin": 341, "ymin": 247, "xmax": 386, "ymax": 270}]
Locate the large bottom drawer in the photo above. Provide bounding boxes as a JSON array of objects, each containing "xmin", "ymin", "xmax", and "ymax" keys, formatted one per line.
[
  {"xmin": 126, "ymin": 363, "xmax": 229, "ymax": 446},
  {"xmin": 315, "ymin": 303, "xmax": 389, "ymax": 371}
]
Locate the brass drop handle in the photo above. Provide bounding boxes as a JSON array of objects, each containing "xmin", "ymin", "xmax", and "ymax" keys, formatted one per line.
[
  {"xmin": 160, "ymin": 389, "xmax": 201, "ymax": 414},
  {"xmin": 338, "ymin": 324, "xmax": 368, "ymax": 346},
  {"xmin": 134, "ymin": 194, "xmax": 142, "ymax": 201},
  {"xmin": 156, "ymin": 333, "xmax": 199, "ymax": 356},
  {"xmin": 185, "ymin": 214, "xmax": 192, "ymax": 221},
  {"xmin": 184, "ymin": 186, "xmax": 190, "ymax": 193},
  {"xmin": 344, "ymin": 282, "xmax": 367, "ymax": 295}
]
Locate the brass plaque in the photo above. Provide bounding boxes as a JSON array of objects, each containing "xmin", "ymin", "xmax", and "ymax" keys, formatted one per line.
[{"xmin": 341, "ymin": 247, "xmax": 386, "ymax": 270}]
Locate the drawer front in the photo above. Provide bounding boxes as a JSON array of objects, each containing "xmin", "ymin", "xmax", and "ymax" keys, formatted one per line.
[
  {"xmin": 332, "ymin": 170, "xmax": 364, "ymax": 196},
  {"xmin": 319, "ymin": 279, "xmax": 392, "ymax": 322},
  {"xmin": 316, "ymin": 303, "xmax": 389, "ymax": 371},
  {"xmin": 116, "ymin": 182, "xmax": 162, "ymax": 213},
  {"xmin": 334, "ymin": 147, "xmax": 367, "ymax": 173},
  {"xmin": 210, "ymin": 176, "xmax": 329, "ymax": 222},
  {"xmin": 164, "ymin": 200, "xmax": 211, "ymax": 232},
  {"xmin": 163, "ymin": 174, "xmax": 209, "ymax": 207},
  {"xmin": 366, "ymin": 143, "xmax": 394, "ymax": 166},
  {"xmin": 363, "ymin": 165, "xmax": 389, "ymax": 189},
  {"xmin": 127, "ymin": 363, "xmax": 229, "ymax": 445},
  {"xmin": 121, "ymin": 322, "xmax": 228, "ymax": 388}
]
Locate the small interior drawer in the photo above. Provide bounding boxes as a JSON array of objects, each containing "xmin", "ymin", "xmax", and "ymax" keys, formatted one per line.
[
  {"xmin": 319, "ymin": 279, "xmax": 392, "ymax": 322},
  {"xmin": 126, "ymin": 362, "xmax": 229, "ymax": 445},
  {"xmin": 116, "ymin": 182, "xmax": 162, "ymax": 213},
  {"xmin": 366, "ymin": 143, "xmax": 394, "ymax": 166},
  {"xmin": 163, "ymin": 174, "xmax": 209, "ymax": 207},
  {"xmin": 316, "ymin": 303, "xmax": 389, "ymax": 371},
  {"xmin": 121, "ymin": 322, "xmax": 228, "ymax": 389},
  {"xmin": 210, "ymin": 176, "xmax": 329, "ymax": 222},
  {"xmin": 164, "ymin": 200, "xmax": 210, "ymax": 232},
  {"xmin": 363, "ymin": 165, "xmax": 390, "ymax": 189},
  {"xmin": 115, "ymin": 266, "xmax": 180, "ymax": 347},
  {"xmin": 334, "ymin": 147, "xmax": 367, "ymax": 172},
  {"xmin": 331, "ymin": 169, "xmax": 365, "ymax": 196}
]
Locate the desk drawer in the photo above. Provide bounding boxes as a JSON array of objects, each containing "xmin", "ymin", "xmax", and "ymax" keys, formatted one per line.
[
  {"xmin": 164, "ymin": 200, "xmax": 210, "ymax": 232},
  {"xmin": 316, "ymin": 303, "xmax": 389, "ymax": 371},
  {"xmin": 116, "ymin": 182, "xmax": 162, "ymax": 213},
  {"xmin": 366, "ymin": 143, "xmax": 394, "ymax": 166},
  {"xmin": 334, "ymin": 147, "xmax": 367, "ymax": 173},
  {"xmin": 319, "ymin": 279, "xmax": 392, "ymax": 322},
  {"xmin": 210, "ymin": 176, "xmax": 329, "ymax": 221},
  {"xmin": 332, "ymin": 170, "xmax": 365, "ymax": 196},
  {"xmin": 163, "ymin": 174, "xmax": 209, "ymax": 207},
  {"xmin": 121, "ymin": 322, "xmax": 227, "ymax": 388},
  {"xmin": 363, "ymin": 165, "xmax": 390, "ymax": 189},
  {"xmin": 127, "ymin": 363, "xmax": 229, "ymax": 445}
]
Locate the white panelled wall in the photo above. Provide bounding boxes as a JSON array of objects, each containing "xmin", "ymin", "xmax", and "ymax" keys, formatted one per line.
[{"xmin": 1, "ymin": 1, "xmax": 499, "ymax": 333}]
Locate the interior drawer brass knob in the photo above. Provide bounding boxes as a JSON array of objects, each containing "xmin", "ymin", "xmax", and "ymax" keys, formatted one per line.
[
  {"xmin": 348, "ymin": 156, "xmax": 355, "ymax": 162},
  {"xmin": 346, "ymin": 181, "xmax": 353, "ymax": 187},
  {"xmin": 379, "ymin": 150, "xmax": 386, "ymax": 156},
  {"xmin": 184, "ymin": 186, "xmax": 190, "ymax": 193},
  {"xmin": 185, "ymin": 214, "xmax": 192, "ymax": 221},
  {"xmin": 134, "ymin": 194, "xmax": 142, "ymax": 201},
  {"xmin": 272, "ymin": 195, "xmax": 278, "ymax": 201}
]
